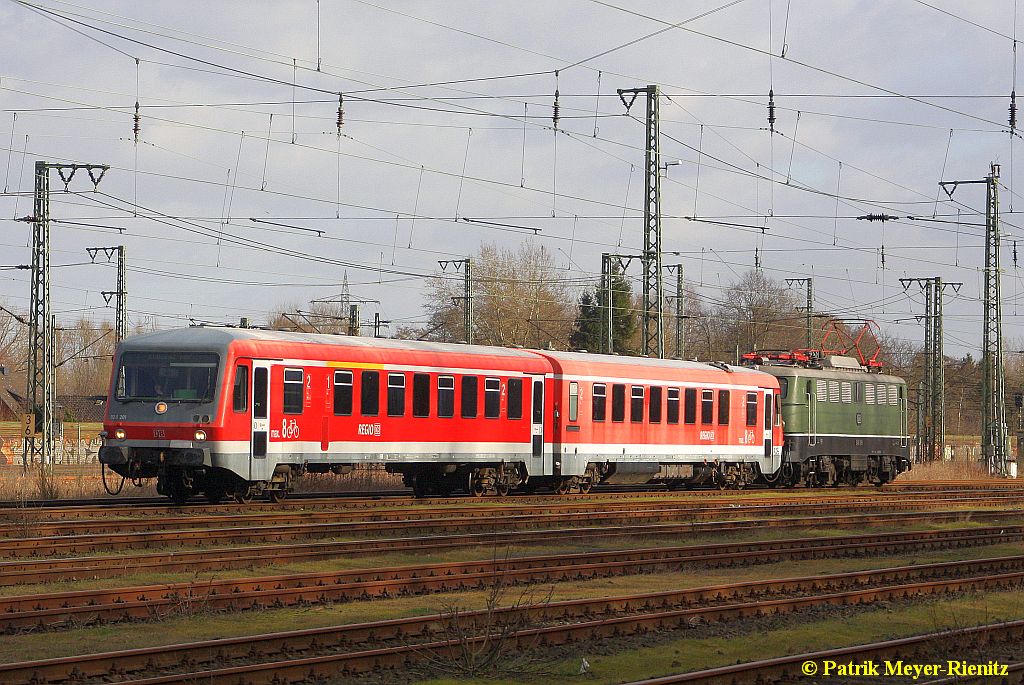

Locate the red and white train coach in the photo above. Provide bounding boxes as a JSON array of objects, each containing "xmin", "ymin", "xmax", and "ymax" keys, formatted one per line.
[{"xmin": 99, "ymin": 327, "xmax": 784, "ymax": 503}]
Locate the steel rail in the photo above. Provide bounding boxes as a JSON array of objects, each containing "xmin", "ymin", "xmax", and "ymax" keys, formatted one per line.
[
  {"xmin": 6, "ymin": 561, "xmax": 1024, "ymax": 685},
  {"xmin": 2, "ymin": 525, "xmax": 1023, "ymax": 631},
  {"xmin": 3, "ymin": 510, "xmax": 1023, "ymax": 586}
]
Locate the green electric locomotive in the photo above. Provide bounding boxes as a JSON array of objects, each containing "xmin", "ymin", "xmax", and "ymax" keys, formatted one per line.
[{"xmin": 743, "ymin": 352, "xmax": 911, "ymax": 486}]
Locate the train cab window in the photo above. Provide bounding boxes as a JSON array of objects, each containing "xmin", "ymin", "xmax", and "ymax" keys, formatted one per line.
[
  {"xmin": 717, "ymin": 390, "xmax": 730, "ymax": 425},
  {"xmin": 778, "ymin": 378, "xmax": 789, "ymax": 399},
  {"xmin": 508, "ymin": 378, "xmax": 523, "ymax": 420},
  {"xmin": 745, "ymin": 391, "xmax": 758, "ymax": 426},
  {"xmin": 283, "ymin": 368, "xmax": 303, "ymax": 414},
  {"xmin": 387, "ymin": 373, "xmax": 406, "ymax": 417},
  {"xmin": 649, "ymin": 386, "xmax": 662, "ymax": 424},
  {"xmin": 232, "ymin": 366, "xmax": 248, "ymax": 412},
  {"xmin": 568, "ymin": 382, "xmax": 579, "ymax": 422},
  {"xmin": 667, "ymin": 388, "xmax": 680, "ymax": 424},
  {"xmin": 701, "ymin": 389, "xmax": 714, "ymax": 424},
  {"xmin": 484, "ymin": 378, "xmax": 501, "ymax": 418},
  {"xmin": 592, "ymin": 384, "xmax": 607, "ymax": 422},
  {"xmin": 630, "ymin": 386, "xmax": 644, "ymax": 423},
  {"xmin": 361, "ymin": 371, "xmax": 380, "ymax": 416},
  {"xmin": 438, "ymin": 376, "xmax": 455, "ymax": 418},
  {"xmin": 684, "ymin": 388, "xmax": 697, "ymax": 424},
  {"xmin": 611, "ymin": 384, "xmax": 626, "ymax": 422},
  {"xmin": 413, "ymin": 373, "xmax": 430, "ymax": 417},
  {"xmin": 333, "ymin": 371, "xmax": 353, "ymax": 416},
  {"xmin": 461, "ymin": 376, "xmax": 478, "ymax": 418}
]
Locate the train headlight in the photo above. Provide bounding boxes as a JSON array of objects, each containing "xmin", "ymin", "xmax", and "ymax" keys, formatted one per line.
[
  {"xmin": 113, "ymin": 428, "xmax": 126, "ymax": 440},
  {"xmin": 194, "ymin": 429, "xmax": 207, "ymax": 441}
]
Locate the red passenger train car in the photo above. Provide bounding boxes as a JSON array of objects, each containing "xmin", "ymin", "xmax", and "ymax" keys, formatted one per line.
[{"xmin": 99, "ymin": 328, "xmax": 783, "ymax": 503}]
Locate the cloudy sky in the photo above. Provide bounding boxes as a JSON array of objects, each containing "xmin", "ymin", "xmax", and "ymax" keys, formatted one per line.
[{"xmin": 0, "ymin": 0, "xmax": 1020, "ymax": 357}]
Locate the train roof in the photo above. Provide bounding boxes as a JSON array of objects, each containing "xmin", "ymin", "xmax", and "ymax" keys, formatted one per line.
[
  {"xmin": 750, "ymin": 363, "xmax": 906, "ymax": 384},
  {"xmin": 118, "ymin": 327, "xmax": 542, "ymax": 360}
]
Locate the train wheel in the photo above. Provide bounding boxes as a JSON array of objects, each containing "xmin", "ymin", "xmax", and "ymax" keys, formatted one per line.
[
  {"xmin": 578, "ymin": 480, "xmax": 592, "ymax": 495},
  {"xmin": 495, "ymin": 482, "xmax": 510, "ymax": 497},
  {"xmin": 471, "ymin": 480, "xmax": 487, "ymax": 497},
  {"xmin": 268, "ymin": 489, "xmax": 287, "ymax": 503},
  {"xmin": 233, "ymin": 488, "xmax": 253, "ymax": 504},
  {"xmin": 556, "ymin": 480, "xmax": 571, "ymax": 495}
]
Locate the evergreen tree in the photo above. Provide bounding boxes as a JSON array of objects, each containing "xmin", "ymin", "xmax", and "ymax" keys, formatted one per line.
[{"xmin": 569, "ymin": 263, "xmax": 637, "ymax": 355}]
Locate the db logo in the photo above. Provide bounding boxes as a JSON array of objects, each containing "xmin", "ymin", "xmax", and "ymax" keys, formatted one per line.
[{"xmin": 152, "ymin": 429, "xmax": 166, "ymax": 439}]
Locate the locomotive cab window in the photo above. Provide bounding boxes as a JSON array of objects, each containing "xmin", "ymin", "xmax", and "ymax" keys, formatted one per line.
[
  {"xmin": 701, "ymin": 389, "xmax": 714, "ymax": 424},
  {"xmin": 333, "ymin": 371, "xmax": 353, "ymax": 416},
  {"xmin": 437, "ymin": 376, "xmax": 455, "ymax": 418},
  {"xmin": 717, "ymin": 390, "xmax": 730, "ymax": 425},
  {"xmin": 684, "ymin": 388, "xmax": 697, "ymax": 424},
  {"xmin": 612, "ymin": 384, "xmax": 626, "ymax": 422},
  {"xmin": 568, "ymin": 382, "xmax": 579, "ymax": 422},
  {"xmin": 484, "ymin": 378, "xmax": 501, "ymax": 418},
  {"xmin": 232, "ymin": 365, "xmax": 248, "ymax": 412},
  {"xmin": 361, "ymin": 371, "xmax": 380, "ymax": 416},
  {"xmin": 387, "ymin": 373, "xmax": 406, "ymax": 417},
  {"xmin": 508, "ymin": 378, "xmax": 523, "ymax": 420},
  {"xmin": 283, "ymin": 368, "xmax": 303, "ymax": 414},
  {"xmin": 592, "ymin": 383, "xmax": 607, "ymax": 422},
  {"xmin": 413, "ymin": 373, "xmax": 430, "ymax": 417},
  {"xmin": 630, "ymin": 386, "xmax": 644, "ymax": 423},
  {"xmin": 778, "ymin": 377, "xmax": 789, "ymax": 399},
  {"xmin": 667, "ymin": 388, "xmax": 680, "ymax": 424},
  {"xmin": 649, "ymin": 386, "xmax": 662, "ymax": 423},
  {"xmin": 461, "ymin": 376, "xmax": 478, "ymax": 418},
  {"xmin": 745, "ymin": 391, "xmax": 758, "ymax": 426}
]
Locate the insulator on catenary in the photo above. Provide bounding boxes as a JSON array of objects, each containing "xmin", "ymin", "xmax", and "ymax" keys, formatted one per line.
[
  {"xmin": 133, "ymin": 101, "xmax": 141, "ymax": 143},
  {"xmin": 1010, "ymin": 90, "xmax": 1017, "ymax": 132},
  {"xmin": 336, "ymin": 93, "xmax": 345, "ymax": 135},
  {"xmin": 767, "ymin": 89, "xmax": 776, "ymax": 133},
  {"xmin": 857, "ymin": 213, "xmax": 899, "ymax": 222},
  {"xmin": 553, "ymin": 89, "xmax": 560, "ymax": 130}
]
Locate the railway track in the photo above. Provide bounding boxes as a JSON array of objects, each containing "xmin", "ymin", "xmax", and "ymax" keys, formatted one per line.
[
  {"xmin": 3, "ymin": 496, "xmax": 1023, "ymax": 559},
  {"xmin": 2, "ymin": 524, "xmax": 1023, "ymax": 631},
  {"xmin": 0, "ymin": 479, "xmax": 1020, "ymax": 517},
  {"xmin": 4, "ymin": 509, "xmax": 1023, "ymax": 586},
  {"xmin": 4, "ymin": 554, "xmax": 1024, "ymax": 684},
  {"xmin": 3, "ymin": 491, "xmax": 1024, "ymax": 540}
]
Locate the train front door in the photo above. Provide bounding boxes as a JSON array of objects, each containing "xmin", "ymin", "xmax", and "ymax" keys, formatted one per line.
[{"xmin": 250, "ymin": 361, "xmax": 271, "ymax": 479}]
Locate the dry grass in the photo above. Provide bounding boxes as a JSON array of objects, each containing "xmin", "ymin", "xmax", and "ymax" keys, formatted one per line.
[
  {"xmin": 898, "ymin": 459, "xmax": 1002, "ymax": 481},
  {"xmin": 0, "ymin": 465, "xmax": 157, "ymax": 501},
  {"xmin": 295, "ymin": 464, "xmax": 405, "ymax": 493}
]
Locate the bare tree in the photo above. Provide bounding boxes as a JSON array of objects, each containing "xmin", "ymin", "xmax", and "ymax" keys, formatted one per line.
[{"xmin": 420, "ymin": 242, "xmax": 575, "ymax": 349}]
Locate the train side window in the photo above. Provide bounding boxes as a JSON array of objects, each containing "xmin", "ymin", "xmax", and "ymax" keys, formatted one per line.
[
  {"xmin": 667, "ymin": 388, "xmax": 680, "ymax": 424},
  {"xmin": 630, "ymin": 386, "xmax": 644, "ymax": 423},
  {"xmin": 283, "ymin": 368, "xmax": 303, "ymax": 414},
  {"xmin": 717, "ymin": 390, "xmax": 730, "ymax": 425},
  {"xmin": 484, "ymin": 378, "xmax": 501, "ymax": 418},
  {"xmin": 387, "ymin": 373, "xmax": 406, "ymax": 417},
  {"xmin": 461, "ymin": 376, "xmax": 478, "ymax": 418},
  {"xmin": 232, "ymin": 365, "xmax": 248, "ymax": 412},
  {"xmin": 253, "ymin": 367, "xmax": 268, "ymax": 419},
  {"xmin": 684, "ymin": 388, "xmax": 697, "ymax": 424},
  {"xmin": 612, "ymin": 384, "xmax": 626, "ymax": 422},
  {"xmin": 592, "ymin": 384, "xmax": 607, "ymax": 421},
  {"xmin": 507, "ymin": 378, "xmax": 523, "ymax": 420},
  {"xmin": 568, "ymin": 382, "xmax": 579, "ymax": 422},
  {"xmin": 745, "ymin": 391, "xmax": 758, "ymax": 426},
  {"xmin": 532, "ymin": 380, "xmax": 544, "ymax": 423},
  {"xmin": 333, "ymin": 370, "xmax": 353, "ymax": 416},
  {"xmin": 437, "ymin": 376, "xmax": 455, "ymax": 418},
  {"xmin": 778, "ymin": 378, "xmax": 789, "ymax": 399},
  {"xmin": 413, "ymin": 373, "xmax": 430, "ymax": 417},
  {"xmin": 765, "ymin": 392, "xmax": 773, "ymax": 427},
  {"xmin": 649, "ymin": 386, "xmax": 662, "ymax": 423},
  {"xmin": 360, "ymin": 371, "xmax": 380, "ymax": 416},
  {"xmin": 701, "ymin": 389, "xmax": 714, "ymax": 424}
]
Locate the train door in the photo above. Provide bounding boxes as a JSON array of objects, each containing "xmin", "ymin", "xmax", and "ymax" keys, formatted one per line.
[
  {"xmin": 530, "ymin": 376, "xmax": 545, "ymax": 473},
  {"xmin": 808, "ymin": 380, "xmax": 818, "ymax": 447},
  {"xmin": 763, "ymin": 390, "xmax": 777, "ymax": 470},
  {"xmin": 250, "ymin": 361, "xmax": 271, "ymax": 479}
]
